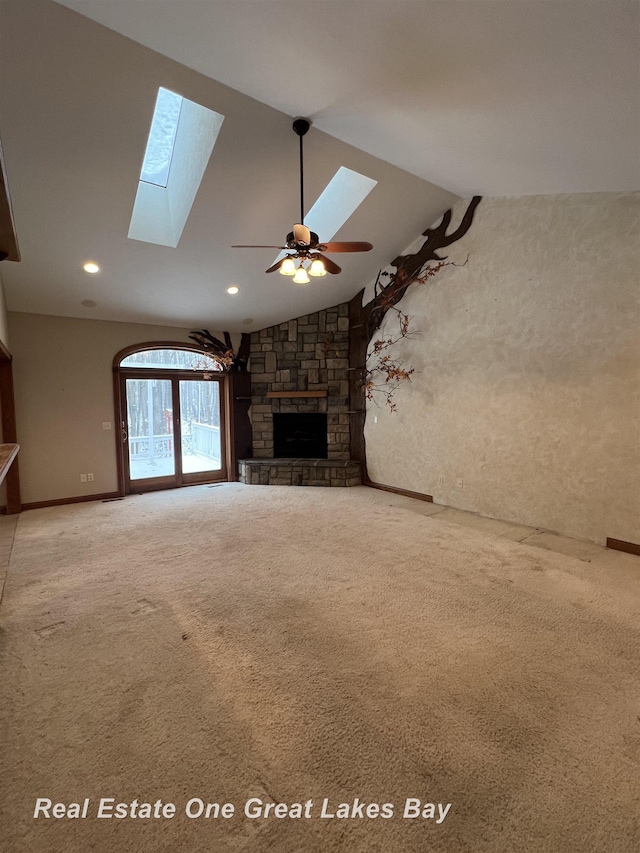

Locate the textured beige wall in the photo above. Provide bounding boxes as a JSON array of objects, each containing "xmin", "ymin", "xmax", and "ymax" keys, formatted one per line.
[
  {"xmin": 365, "ymin": 193, "xmax": 640, "ymax": 545},
  {"xmin": 9, "ymin": 312, "xmax": 223, "ymax": 504}
]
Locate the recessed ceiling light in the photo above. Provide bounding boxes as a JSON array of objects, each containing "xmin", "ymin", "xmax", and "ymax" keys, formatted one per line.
[
  {"xmin": 81, "ymin": 299, "xmax": 97, "ymax": 308},
  {"xmin": 226, "ymin": 285, "xmax": 239, "ymax": 295},
  {"xmin": 83, "ymin": 262, "xmax": 100, "ymax": 274}
]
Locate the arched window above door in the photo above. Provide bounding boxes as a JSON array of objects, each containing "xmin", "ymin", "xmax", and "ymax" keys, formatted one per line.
[{"xmin": 118, "ymin": 346, "xmax": 223, "ymax": 371}]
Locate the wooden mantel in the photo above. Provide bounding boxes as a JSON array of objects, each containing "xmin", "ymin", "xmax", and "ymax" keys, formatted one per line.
[
  {"xmin": 0, "ymin": 443, "xmax": 19, "ymax": 487},
  {"xmin": 266, "ymin": 390, "xmax": 328, "ymax": 399}
]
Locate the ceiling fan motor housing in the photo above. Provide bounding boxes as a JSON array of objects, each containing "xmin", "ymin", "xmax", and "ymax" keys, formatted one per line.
[{"xmin": 288, "ymin": 225, "xmax": 319, "ymax": 247}]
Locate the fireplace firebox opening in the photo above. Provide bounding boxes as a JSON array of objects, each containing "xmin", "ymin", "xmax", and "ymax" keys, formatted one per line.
[{"xmin": 273, "ymin": 413, "xmax": 328, "ymax": 459}]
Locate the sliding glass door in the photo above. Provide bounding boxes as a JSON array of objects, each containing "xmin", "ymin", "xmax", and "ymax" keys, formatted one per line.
[
  {"xmin": 179, "ymin": 380, "xmax": 222, "ymax": 478},
  {"xmin": 116, "ymin": 347, "xmax": 229, "ymax": 493},
  {"xmin": 126, "ymin": 378, "xmax": 176, "ymax": 483}
]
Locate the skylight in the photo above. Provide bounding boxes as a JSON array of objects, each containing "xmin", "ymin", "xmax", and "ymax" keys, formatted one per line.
[
  {"xmin": 305, "ymin": 167, "xmax": 377, "ymax": 239},
  {"xmin": 140, "ymin": 88, "xmax": 182, "ymax": 188},
  {"xmin": 129, "ymin": 88, "xmax": 224, "ymax": 248},
  {"xmin": 272, "ymin": 166, "xmax": 377, "ymax": 266}
]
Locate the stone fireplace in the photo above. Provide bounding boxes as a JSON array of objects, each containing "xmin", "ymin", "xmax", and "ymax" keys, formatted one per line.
[{"xmin": 238, "ymin": 303, "xmax": 361, "ymax": 486}]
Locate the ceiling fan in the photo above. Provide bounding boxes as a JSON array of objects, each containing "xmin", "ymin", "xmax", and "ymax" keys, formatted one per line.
[{"xmin": 232, "ymin": 118, "xmax": 373, "ymax": 284}]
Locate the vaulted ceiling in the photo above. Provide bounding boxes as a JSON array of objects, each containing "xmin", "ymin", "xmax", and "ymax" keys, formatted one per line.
[
  {"xmin": 55, "ymin": 0, "xmax": 640, "ymax": 198},
  {"xmin": 0, "ymin": 0, "xmax": 637, "ymax": 330}
]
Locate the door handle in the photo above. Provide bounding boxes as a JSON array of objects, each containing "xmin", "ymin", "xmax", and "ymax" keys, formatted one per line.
[{"xmin": 121, "ymin": 421, "xmax": 128, "ymax": 443}]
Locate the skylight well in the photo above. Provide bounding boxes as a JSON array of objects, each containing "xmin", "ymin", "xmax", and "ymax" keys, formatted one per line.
[
  {"xmin": 128, "ymin": 87, "xmax": 224, "ymax": 248},
  {"xmin": 305, "ymin": 167, "xmax": 377, "ymax": 239},
  {"xmin": 272, "ymin": 166, "xmax": 377, "ymax": 267}
]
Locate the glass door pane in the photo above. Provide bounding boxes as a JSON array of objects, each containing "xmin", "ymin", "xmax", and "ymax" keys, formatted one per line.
[
  {"xmin": 126, "ymin": 378, "xmax": 175, "ymax": 480},
  {"xmin": 179, "ymin": 380, "xmax": 222, "ymax": 474}
]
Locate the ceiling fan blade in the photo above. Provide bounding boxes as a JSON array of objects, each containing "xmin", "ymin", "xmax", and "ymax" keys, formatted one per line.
[
  {"xmin": 232, "ymin": 245, "xmax": 287, "ymax": 249},
  {"xmin": 317, "ymin": 241, "xmax": 373, "ymax": 253},
  {"xmin": 265, "ymin": 258, "xmax": 288, "ymax": 274},
  {"xmin": 313, "ymin": 253, "xmax": 341, "ymax": 275}
]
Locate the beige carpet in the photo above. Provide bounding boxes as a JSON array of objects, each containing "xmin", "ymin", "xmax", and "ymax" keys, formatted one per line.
[{"xmin": 1, "ymin": 484, "xmax": 638, "ymax": 853}]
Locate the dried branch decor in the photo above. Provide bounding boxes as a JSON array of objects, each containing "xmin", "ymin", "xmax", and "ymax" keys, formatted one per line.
[
  {"xmin": 188, "ymin": 330, "xmax": 251, "ymax": 372},
  {"xmin": 365, "ymin": 258, "xmax": 468, "ymax": 411},
  {"xmin": 348, "ymin": 197, "xmax": 482, "ymax": 465},
  {"xmin": 364, "ymin": 307, "xmax": 415, "ymax": 412}
]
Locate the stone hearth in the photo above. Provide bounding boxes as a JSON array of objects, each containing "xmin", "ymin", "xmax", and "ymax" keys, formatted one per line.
[{"xmin": 238, "ymin": 458, "xmax": 361, "ymax": 487}]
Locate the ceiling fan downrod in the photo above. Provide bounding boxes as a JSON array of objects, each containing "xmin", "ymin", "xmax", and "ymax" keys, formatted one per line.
[
  {"xmin": 230, "ymin": 114, "xmax": 372, "ymax": 277},
  {"xmin": 292, "ymin": 117, "xmax": 310, "ymax": 227}
]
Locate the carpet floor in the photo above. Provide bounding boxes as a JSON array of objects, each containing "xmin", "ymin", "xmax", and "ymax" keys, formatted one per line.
[{"xmin": 1, "ymin": 484, "xmax": 638, "ymax": 853}]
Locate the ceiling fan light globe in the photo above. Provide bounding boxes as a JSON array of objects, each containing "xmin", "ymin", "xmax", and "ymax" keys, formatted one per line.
[
  {"xmin": 280, "ymin": 256, "xmax": 297, "ymax": 276},
  {"xmin": 292, "ymin": 266, "xmax": 310, "ymax": 285},
  {"xmin": 309, "ymin": 259, "xmax": 326, "ymax": 277}
]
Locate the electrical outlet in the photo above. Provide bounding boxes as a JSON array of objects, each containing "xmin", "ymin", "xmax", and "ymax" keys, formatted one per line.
[
  {"xmin": 437, "ymin": 475, "xmax": 445, "ymax": 485},
  {"xmin": 102, "ymin": 422, "xmax": 111, "ymax": 430},
  {"xmin": 456, "ymin": 478, "xmax": 464, "ymax": 489},
  {"xmin": 80, "ymin": 473, "xmax": 87, "ymax": 483},
  {"xmin": 374, "ymin": 416, "xmax": 378, "ymax": 424},
  {"xmin": 87, "ymin": 473, "xmax": 94, "ymax": 482}
]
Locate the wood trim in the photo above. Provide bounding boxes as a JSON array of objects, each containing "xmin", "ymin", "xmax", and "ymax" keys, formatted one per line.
[
  {"xmin": 112, "ymin": 341, "xmax": 211, "ymax": 369},
  {"xmin": 266, "ymin": 390, "xmax": 327, "ymax": 398},
  {"xmin": 365, "ymin": 479, "xmax": 434, "ymax": 503},
  {"xmin": 0, "ymin": 443, "xmax": 19, "ymax": 485},
  {"xmin": 113, "ymin": 371, "xmax": 126, "ymax": 497},
  {"xmin": 181, "ymin": 470, "xmax": 227, "ymax": 486},
  {"xmin": 229, "ymin": 370, "xmax": 252, "ymax": 479},
  {"xmin": 0, "ymin": 359, "xmax": 21, "ymax": 513},
  {"xmin": 118, "ymin": 367, "xmax": 218, "ymax": 379},
  {"xmin": 22, "ymin": 492, "xmax": 120, "ymax": 511},
  {"xmin": 132, "ymin": 477, "xmax": 225, "ymax": 493},
  {"xmin": 0, "ymin": 135, "xmax": 20, "ymax": 262},
  {"xmin": 606, "ymin": 538, "xmax": 640, "ymax": 557},
  {"xmin": 223, "ymin": 374, "xmax": 236, "ymax": 481},
  {"xmin": 124, "ymin": 476, "xmax": 177, "ymax": 494},
  {"xmin": 171, "ymin": 376, "xmax": 184, "ymax": 487}
]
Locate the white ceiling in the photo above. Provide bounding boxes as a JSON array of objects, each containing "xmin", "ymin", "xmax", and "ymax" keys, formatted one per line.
[
  {"xmin": 0, "ymin": 0, "xmax": 638, "ymax": 332},
  {"xmin": 55, "ymin": 0, "xmax": 640, "ymax": 197}
]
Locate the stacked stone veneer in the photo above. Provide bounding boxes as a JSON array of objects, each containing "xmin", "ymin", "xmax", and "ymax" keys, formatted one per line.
[
  {"xmin": 240, "ymin": 302, "xmax": 361, "ymax": 486},
  {"xmin": 238, "ymin": 458, "xmax": 361, "ymax": 487}
]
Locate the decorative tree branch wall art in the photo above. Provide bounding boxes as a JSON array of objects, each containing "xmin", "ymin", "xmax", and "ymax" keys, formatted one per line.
[
  {"xmin": 364, "ymin": 258, "xmax": 469, "ymax": 411},
  {"xmin": 188, "ymin": 329, "xmax": 251, "ymax": 372},
  {"xmin": 348, "ymin": 196, "xmax": 482, "ymax": 470},
  {"xmin": 364, "ymin": 305, "xmax": 416, "ymax": 413}
]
